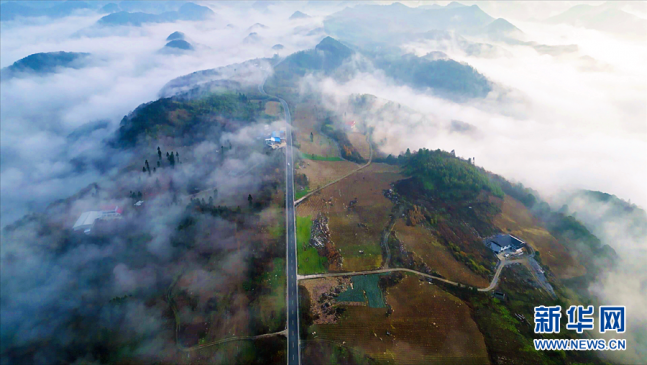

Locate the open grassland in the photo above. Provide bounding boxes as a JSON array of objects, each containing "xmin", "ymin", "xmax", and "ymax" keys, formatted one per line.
[
  {"xmin": 264, "ymin": 101, "xmax": 281, "ymax": 117},
  {"xmin": 347, "ymin": 132, "xmax": 371, "ymax": 159},
  {"xmin": 297, "ymin": 163, "xmax": 402, "ymax": 272},
  {"xmin": 393, "ymin": 220, "xmax": 489, "ymax": 287},
  {"xmin": 297, "ymin": 159, "xmax": 360, "ymax": 191},
  {"xmin": 311, "ymin": 274, "xmax": 489, "ymax": 364},
  {"xmin": 293, "ymin": 102, "xmax": 340, "ymax": 157},
  {"xmin": 297, "ymin": 215, "xmax": 328, "ymax": 275},
  {"xmin": 493, "ymin": 196, "xmax": 586, "ymax": 279}
]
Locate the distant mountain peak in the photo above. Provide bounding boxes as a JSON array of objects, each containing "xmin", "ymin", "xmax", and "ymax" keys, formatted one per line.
[
  {"xmin": 164, "ymin": 40, "xmax": 194, "ymax": 51},
  {"xmin": 166, "ymin": 31, "xmax": 186, "ymax": 41},
  {"xmin": 315, "ymin": 36, "xmax": 352, "ymax": 55},
  {"xmin": 446, "ymin": 2, "xmax": 466, "ymax": 9},
  {"xmin": 485, "ymin": 18, "xmax": 523, "ymax": 34},
  {"xmin": 289, "ymin": 11, "xmax": 310, "ymax": 20}
]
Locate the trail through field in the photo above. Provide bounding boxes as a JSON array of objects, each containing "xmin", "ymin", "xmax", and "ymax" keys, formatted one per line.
[
  {"xmin": 298, "ymin": 257, "xmax": 533, "ymax": 293},
  {"xmin": 295, "ymin": 135, "xmax": 373, "ymax": 206}
]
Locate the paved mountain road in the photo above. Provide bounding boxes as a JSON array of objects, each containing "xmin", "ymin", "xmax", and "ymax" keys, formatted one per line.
[{"xmin": 258, "ymin": 65, "xmax": 300, "ymax": 365}]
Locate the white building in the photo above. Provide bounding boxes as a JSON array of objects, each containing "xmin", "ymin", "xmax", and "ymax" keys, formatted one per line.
[{"xmin": 72, "ymin": 206, "xmax": 123, "ymax": 234}]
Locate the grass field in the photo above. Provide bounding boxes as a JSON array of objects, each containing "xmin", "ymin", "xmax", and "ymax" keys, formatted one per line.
[
  {"xmin": 297, "ymin": 215, "xmax": 328, "ymax": 275},
  {"xmin": 393, "ymin": 220, "xmax": 489, "ymax": 287},
  {"xmin": 493, "ymin": 195, "xmax": 586, "ymax": 279},
  {"xmin": 264, "ymin": 101, "xmax": 281, "ymax": 117},
  {"xmin": 336, "ymin": 274, "xmax": 386, "ymax": 308},
  {"xmin": 298, "ymin": 163, "xmax": 402, "ymax": 272},
  {"xmin": 295, "ymin": 188, "xmax": 310, "ymax": 200},
  {"xmin": 309, "ymin": 274, "xmax": 489, "ymax": 364},
  {"xmin": 303, "ymin": 154, "xmax": 343, "ymax": 161},
  {"xmin": 292, "ymin": 102, "xmax": 340, "ymax": 157},
  {"xmin": 297, "ymin": 160, "xmax": 360, "ymax": 190}
]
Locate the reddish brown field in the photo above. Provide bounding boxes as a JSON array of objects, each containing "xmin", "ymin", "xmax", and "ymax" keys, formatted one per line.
[
  {"xmin": 297, "ymin": 163, "xmax": 402, "ymax": 272},
  {"xmin": 311, "ymin": 274, "xmax": 489, "ymax": 364},
  {"xmin": 394, "ymin": 220, "xmax": 489, "ymax": 287},
  {"xmin": 493, "ymin": 196, "xmax": 586, "ymax": 279}
]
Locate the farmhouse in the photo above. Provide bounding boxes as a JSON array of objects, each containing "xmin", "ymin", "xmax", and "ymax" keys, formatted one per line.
[
  {"xmin": 264, "ymin": 130, "xmax": 285, "ymax": 148},
  {"xmin": 72, "ymin": 205, "xmax": 123, "ymax": 234},
  {"xmin": 486, "ymin": 233, "xmax": 526, "ymax": 253}
]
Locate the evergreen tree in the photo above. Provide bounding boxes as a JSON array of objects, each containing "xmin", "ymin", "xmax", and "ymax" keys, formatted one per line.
[
  {"xmin": 310, "ymin": 132, "xmax": 314, "ymax": 142},
  {"xmin": 248, "ymin": 194, "xmax": 253, "ymax": 208},
  {"xmin": 157, "ymin": 160, "xmax": 160, "ymax": 167},
  {"xmin": 142, "ymin": 166, "xmax": 146, "ymax": 173},
  {"xmin": 405, "ymin": 148, "xmax": 411, "ymax": 157},
  {"xmin": 157, "ymin": 146, "xmax": 162, "ymax": 160}
]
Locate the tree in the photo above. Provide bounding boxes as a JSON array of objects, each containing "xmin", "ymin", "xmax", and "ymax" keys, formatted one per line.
[
  {"xmin": 142, "ymin": 166, "xmax": 146, "ymax": 173},
  {"xmin": 137, "ymin": 191, "xmax": 143, "ymax": 199},
  {"xmin": 405, "ymin": 148, "xmax": 411, "ymax": 157},
  {"xmin": 228, "ymin": 141, "xmax": 232, "ymax": 150},
  {"xmin": 157, "ymin": 146, "xmax": 162, "ymax": 160},
  {"xmin": 153, "ymin": 167, "xmax": 156, "ymax": 173},
  {"xmin": 248, "ymin": 194, "xmax": 253, "ymax": 208},
  {"xmin": 175, "ymin": 151, "xmax": 179, "ymax": 163},
  {"xmin": 310, "ymin": 132, "xmax": 314, "ymax": 142},
  {"xmin": 208, "ymin": 196, "xmax": 213, "ymax": 206},
  {"xmin": 145, "ymin": 159, "xmax": 150, "ymax": 170},
  {"xmin": 157, "ymin": 160, "xmax": 160, "ymax": 167}
]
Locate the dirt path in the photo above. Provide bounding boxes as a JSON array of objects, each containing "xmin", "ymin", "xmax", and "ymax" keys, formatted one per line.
[
  {"xmin": 379, "ymin": 205, "xmax": 405, "ymax": 269},
  {"xmin": 297, "ymin": 257, "xmax": 527, "ymax": 293},
  {"xmin": 178, "ymin": 330, "xmax": 287, "ymax": 352},
  {"xmin": 295, "ymin": 135, "xmax": 373, "ymax": 206}
]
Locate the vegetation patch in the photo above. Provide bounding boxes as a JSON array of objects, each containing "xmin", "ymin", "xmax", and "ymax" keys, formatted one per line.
[
  {"xmin": 336, "ymin": 274, "xmax": 386, "ymax": 308},
  {"xmin": 297, "ymin": 215, "xmax": 328, "ymax": 275},
  {"xmin": 402, "ymin": 148, "xmax": 503, "ymax": 201}
]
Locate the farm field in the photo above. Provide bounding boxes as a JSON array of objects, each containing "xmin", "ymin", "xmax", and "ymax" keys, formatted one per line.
[
  {"xmin": 297, "ymin": 215, "xmax": 328, "ymax": 275},
  {"xmin": 393, "ymin": 220, "xmax": 489, "ymax": 288},
  {"xmin": 296, "ymin": 159, "xmax": 360, "ymax": 190},
  {"xmin": 264, "ymin": 101, "xmax": 281, "ymax": 117},
  {"xmin": 292, "ymin": 102, "xmax": 339, "ymax": 157},
  {"xmin": 297, "ymin": 163, "xmax": 403, "ymax": 272},
  {"xmin": 493, "ymin": 195, "xmax": 586, "ymax": 279},
  {"xmin": 347, "ymin": 131, "xmax": 371, "ymax": 159},
  {"xmin": 308, "ymin": 274, "xmax": 489, "ymax": 364}
]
